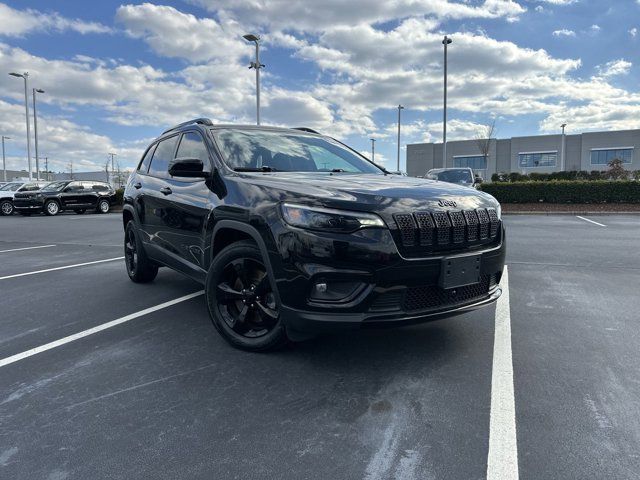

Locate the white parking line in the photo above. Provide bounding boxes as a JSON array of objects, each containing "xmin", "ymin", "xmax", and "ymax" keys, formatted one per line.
[
  {"xmin": 576, "ymin": 215, "xmax": 606, "ymax": 227},
  {"xmin": 0, "ymin": 244, "xmax": 56, "ymax": 254},
  {"xmin": 0, "ymin": 291, "xmax": 204, "ymax": 368},
  {"xmin": 487, "ymin": 266, "xmax": 519, "ymax": 480},
  {"xmin": 0, "ymin": 257, "xmax": 124, "ymax": 281}
]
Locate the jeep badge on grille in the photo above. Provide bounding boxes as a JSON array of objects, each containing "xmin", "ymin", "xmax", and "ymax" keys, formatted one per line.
[{"xmin": 438, "ymin": 199, "xmax": 457, "ymax": 208}]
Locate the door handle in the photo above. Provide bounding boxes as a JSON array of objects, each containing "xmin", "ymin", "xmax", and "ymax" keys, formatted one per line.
[
  {"xmin": 160, "ymin": 186, "xmax": 173, "ymax": 196},
  {"xmin": 133, "ymin": 182, "xmax": 142, "ymax": 189}
]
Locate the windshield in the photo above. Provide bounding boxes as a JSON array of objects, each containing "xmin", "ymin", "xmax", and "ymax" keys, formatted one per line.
[
  {"xmin": 42, "ymin": 182, "xmax": 68, "ymax": 192},
  {"xmin": 0, "ymin": 183, "xmax": 21, "ymax": 191},
  {"xmin": 431, "ymin": 169, "xmax": 473, "ymax": 184},
  {"xmin": 212, "ymin": 129, "xmax": 384, "ymax": 174}
]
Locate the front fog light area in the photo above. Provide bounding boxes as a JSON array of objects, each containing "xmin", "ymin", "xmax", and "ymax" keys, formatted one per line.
[{"xmin": 309, "ymin": 280, "xmax": 365, "ymax": 303}]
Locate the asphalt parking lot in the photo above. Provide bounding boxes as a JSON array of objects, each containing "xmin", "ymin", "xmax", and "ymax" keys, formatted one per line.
[{"xmin": 1, "ymin": 212, "xmax": 639, "ymax": 480}]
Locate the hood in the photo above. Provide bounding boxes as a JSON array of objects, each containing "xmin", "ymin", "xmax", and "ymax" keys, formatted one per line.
[{"xmin": 235, "ymin": 172, "xmax": 498, "ymax": 214}]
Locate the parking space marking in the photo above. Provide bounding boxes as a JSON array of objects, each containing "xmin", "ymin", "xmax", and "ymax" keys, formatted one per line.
[
  {"xmin": 0, "ymin": 291, "xmax": 204, "ymax": 368},
  {"xmin": 0, "ymin": 257, "xmax": 125, "ymax": 281},
  {"xmin": 487, "ymin": 266, "xmax": 519, "ymax": 480},
  {"xmin": 576, "ymin": 216, "xmax": 606, "ymax": 227},
  {"xmin": 0, "ymin": 244, "xmax": 56, "ymax": 253}
]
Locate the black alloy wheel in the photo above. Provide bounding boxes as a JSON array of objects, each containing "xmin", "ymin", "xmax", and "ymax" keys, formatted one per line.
[
  {"xmin": 206, "ymin": 241, "xmax": 287, "ymax": 351},
  {"xmin": 216, "ymin": 257, "xmax": 279, "ymax": 338},
  {"xmin": 124, "ymin": 221, "xmax": 158, "ymax": 283}
]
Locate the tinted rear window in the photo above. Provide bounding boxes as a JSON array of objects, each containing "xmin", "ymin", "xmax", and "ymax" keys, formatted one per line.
[{"xmin": 148, "ymin": 136, "xmax": 179, "ymax": 178}]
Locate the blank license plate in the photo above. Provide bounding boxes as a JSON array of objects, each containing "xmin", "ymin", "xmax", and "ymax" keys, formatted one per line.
[{"xmin": 440, "ymin": 254, "xmax": 482, "ymax": 289}]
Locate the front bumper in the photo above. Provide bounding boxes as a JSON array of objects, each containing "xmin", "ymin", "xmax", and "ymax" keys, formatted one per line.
[{"xmin": 270, "ymin": 222, "xmax": 507, "ymax": 336}]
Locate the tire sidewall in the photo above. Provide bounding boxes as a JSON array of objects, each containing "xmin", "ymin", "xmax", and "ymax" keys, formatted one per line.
[
  {"xmin": 205, "ymin": 241, "xmax": 287, "ymax": 351},
  {"xmin": 44, "ymin": 200, "xmax": 59, "ymax": 216},
  {"xmin": 0, "ymin": 200, "xmax": 14, "ymax": 216},
  {"xmin": 98, "ymin": 199, "xmax": 110, "ymax": 213}
]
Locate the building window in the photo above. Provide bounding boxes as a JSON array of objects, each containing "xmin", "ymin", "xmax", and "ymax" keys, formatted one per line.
[
  {"xmin": 453, "ymin": 155, "xmax": 487, "ymax": 169},
  {"xmin": 518, "ymin": 151, "xmax": 557, "ymax": 168},
  {"xmin": 590, "ymin": 148, "xmax": 633, "ymax": 165}
]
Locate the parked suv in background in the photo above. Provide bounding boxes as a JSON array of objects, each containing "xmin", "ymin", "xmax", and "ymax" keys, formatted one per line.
[
  {"xmin": 426, "ymin": 168, "xmax": 483, "ymax": 188},
  {"xmin": 14, "ymin": 180, "xmax": 116, "ymax": 216},
  {"xmin": 123, "ymin": 118, "xmax": 505, "ymax": 351},
  {"xmin": 0, "ymin": 181, "xmax": 50, "ymax": 216}
]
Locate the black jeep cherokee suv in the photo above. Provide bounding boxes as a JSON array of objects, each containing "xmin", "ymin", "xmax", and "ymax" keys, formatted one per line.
[
  {"xmin": 14, "ymin": 180, "xmax": 116, "ymax": 216},
  {"xmin": 123, "ymin": 118, "xmax": 505, "ymax": 351}
]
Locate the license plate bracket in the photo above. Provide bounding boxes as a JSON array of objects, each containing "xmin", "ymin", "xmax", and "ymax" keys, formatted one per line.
[{"xmin": 440, "ymin": 254, "xmax": 482, "ymax": 289}]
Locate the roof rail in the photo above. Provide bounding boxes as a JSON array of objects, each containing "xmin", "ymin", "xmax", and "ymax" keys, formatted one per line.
[
  {"xmin": 162, "ymin": 118, "xmax": 213, "ymax": 135},
  {"xmin": 293, "ymin": 127, "xmax": 321, "ymax": 134}
]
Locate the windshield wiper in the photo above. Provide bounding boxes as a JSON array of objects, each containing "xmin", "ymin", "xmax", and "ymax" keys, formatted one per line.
[
  {"xmin": 233, "ymin": 166, "xmax": 277, "ymax": 172},
  {"xmin": 330, "ymin": 168, "xmax": 345, "ymax": 173}
]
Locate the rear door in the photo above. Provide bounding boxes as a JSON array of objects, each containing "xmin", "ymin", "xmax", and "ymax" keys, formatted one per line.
[{"xmin": 140, "ymin": 135, "xmax": 180, "ymax": 260}]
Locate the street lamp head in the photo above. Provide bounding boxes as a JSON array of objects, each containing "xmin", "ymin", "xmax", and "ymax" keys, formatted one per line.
[
  {"xmin": 561, "ymin": 123, "xmax": 567, "ymax": 128},
  {"xmin": 35, "ymin": 88, "xmax": 45, "ymax": 94},
  {"xmin": 442, "ymin": 36, "xmax": 453, "ymax": 45},
  {"xmin": 243, "ymin": 34, "xmax": 260, "ymax": 43},
  {"xmin": 398, "ymin": 104, "xmax": 405, "ymax": 110},
  {"xmin": 9, "ymin": 72, "xmax": 24, "ymax": 78}
]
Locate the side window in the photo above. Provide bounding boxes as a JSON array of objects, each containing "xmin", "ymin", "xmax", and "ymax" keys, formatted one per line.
[
  {"xmin": 21, "ymin": 184, "xmax": 40, "ymax": 192},
  {"xmin": 176, "ymin": 132, "xmax": 210, "ymax": 165},
  {"xmin": 148, "ymin": 136, "xmax": 179, "ymax": 178},
  {"xmin": 138, "ymin": 144, "xmax": 156, "ymax": 173},
  {"xmin": 65, "ymin": 182, "xmax": 84, "ymax": 192},
  {"xmin": 92, "ymin": 183, "xmax": 109, "ymax": 192}
]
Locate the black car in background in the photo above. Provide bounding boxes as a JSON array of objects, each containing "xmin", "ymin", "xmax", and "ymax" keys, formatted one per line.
[
  {"xmin": 122, "ymin": 118, "xmax": 506, "ymax": 352},
  {"xmin": 14, "ymin": 180, "xmax": 116, "ymax": 216}
]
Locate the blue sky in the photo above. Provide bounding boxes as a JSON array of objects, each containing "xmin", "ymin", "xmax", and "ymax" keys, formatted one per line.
[{"xmin": 0, "ymin": 0, "xmax": 639, "ymax": 173}]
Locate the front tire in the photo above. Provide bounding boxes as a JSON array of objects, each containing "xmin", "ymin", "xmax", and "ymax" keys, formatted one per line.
[
  {"xmin": 44, "ymin": 200, "xmax": 60, "ymax": 216},
  {"xmin": 97, "ymin": 199, "xmax": 110, "ymax": 214},
  {"xmin": 205, "ymin": 240, "xmax": 288, "ymax": 352},
  {"xmin": 0, "ymin": 200, "xmax": 14, "ymax": 216},
  {"xmin": 124, "ymin": 221, "xmax": 158, "ymax": 283}
]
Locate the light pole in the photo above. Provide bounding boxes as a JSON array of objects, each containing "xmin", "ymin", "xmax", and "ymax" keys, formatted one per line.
[
  {"xmin": 560, "ymin": 123, "xmax": 567, "ymax": 171},
  {"xmin": 1, "ymin": 136, "xmax": 10, "ymax": 182},
  {"xmin": 108, "ymin": 152, "xmax": 117, "ymax": 186},
  {"xmin": 9, "ymin": 72, "xmax": 32, "ymax": 180},
  {"xmin": 44, "ymin": 157, "xmax": 49, "ymax": 181},
  {"xmin": 442, "ymin": 36, "xmax": 452, "ymax": 168},
  {"xmin": 397, "ymin": 105, "xmax": 404, "ymax": 172},
  {"xmin": 32, "ymin": 88, "xmax": 45, "ymax": 181},
  {"xmin": 370, "ymin": 138, "xmax": 376, "ymax": 163},
  {"xmin": 243, "ymin": 34, "xmax": 264, "ymax": 125}
]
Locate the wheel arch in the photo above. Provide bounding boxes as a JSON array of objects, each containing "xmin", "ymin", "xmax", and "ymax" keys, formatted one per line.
[{"xmin": 209, "ymin": 220, "xmax": 281, "ymax": 304}]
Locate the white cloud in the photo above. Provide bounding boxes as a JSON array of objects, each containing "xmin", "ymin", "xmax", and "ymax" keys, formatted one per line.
[
  {"xmin": 189, "ymin": 0, "xmax": 527, "ymax": 31},
  {"xmin": 116, "ymin": 3, "xmax": 245, "ymax": 63},
  {"xmin": 0, "ymin": 3, "xmax": 110, "ymax": 37},
  {"xmin": 590, "ymin": 24, "xmax": 600, "ymax": 32},
  {"xmin": 552, "ymin": 29, "xmax": 576, "ymax": 37},
  {"xmin": 595, "ymin": 59, "xmax": 632, "ymax": 78},
  {"xmin": 630, "ymin": 28, "xmax": 638, "ymax": 38}
]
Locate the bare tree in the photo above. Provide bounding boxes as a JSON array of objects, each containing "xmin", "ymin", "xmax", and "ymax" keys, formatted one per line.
[{"xmin": 474, "ymin": 120, "xmax": 497, "ymax": 167}]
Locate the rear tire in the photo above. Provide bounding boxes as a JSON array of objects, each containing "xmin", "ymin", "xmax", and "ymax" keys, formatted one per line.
[
  {"xmin": 205, "ymin": 240, "xmax": 288, "ymax": 352},
  {"xmin": 44, "ymin": 200, "xmax": 60, "ymax": 216},
  {"xmin": 124, "ymin": 221, "xmax": 158, "ymax": 283},
  {"xmin": 0, "ymin": 200, "xmax": 14, "ymax": 216}
]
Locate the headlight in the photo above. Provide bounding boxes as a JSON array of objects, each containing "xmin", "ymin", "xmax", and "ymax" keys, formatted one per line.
[
  {"xmin": 281, "ymin": 203, "xmax": 385, "ymax": 233},
  {"xmin": 495, "ymin": 203, "xmax": 502, "ymax": 219}
]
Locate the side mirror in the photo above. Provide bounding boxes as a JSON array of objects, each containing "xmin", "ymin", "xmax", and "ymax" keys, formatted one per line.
[
  {"xmin": 475, "ymin": 176, "xmax": 483, "ymax": 184},
  {"xmin": 169, "ymin": 158, "xmax": 210, "ymax": 178}
]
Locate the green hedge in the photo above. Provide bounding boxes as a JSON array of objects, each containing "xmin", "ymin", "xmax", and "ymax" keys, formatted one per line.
[
  {"xmin": 480, "ymin": 181, "xmax": 640, "ymax": 204},
  {"xmin": 491, "ymin": 170, "xmax": 640, "ymax": 182},
  {"xmin": 114, "ymin": 188, "xmax": 124, "ymax": 205}
]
